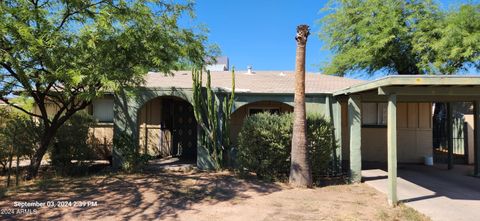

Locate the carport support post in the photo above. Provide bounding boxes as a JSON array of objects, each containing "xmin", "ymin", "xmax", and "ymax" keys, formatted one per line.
[
  {"xmin": 447, "ymin": 103, "xmax": 453, "ymax": 170},
  {"xmin": 387, "ymin": 94, "xmax": 398, "ymax": 206},
  {"xmin": 332, "ymin": 98, "xmax": 343, "ymax": 173},
  {"xmin": 348, "ymin": 95, "xmax": 361, "ymax": 183},
  {"xmin": 474, "ymin": 100, "xmax": 480, "ymax": 176}
]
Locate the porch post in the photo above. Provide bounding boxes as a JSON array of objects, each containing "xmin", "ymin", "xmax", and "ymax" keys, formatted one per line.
[
  {"xmin": 447, "ymin": 103, "xmax": 453, "ymax": 170},
  {"xmin": 387, "ymin": 94, "xmax": 398, "ymax": 206},
  {"xmin": 332, "ymin": 97, "xmax": 343, "ymax": 173},
  {"xmin": 348, "ymin": 95, "xmax": 361, "ymax": 183},
  {"xmin": 474, "ymin": 100, "xmax": 480, "ymax": 176}
]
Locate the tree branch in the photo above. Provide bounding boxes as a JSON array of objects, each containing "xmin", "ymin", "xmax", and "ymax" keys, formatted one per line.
[
  {"xmin": 0, "ymin": 97, "xmax": 43, "ymax": 119},
  {"xmin": 56, "ymin": 0, "xmax": 110, "ymax": 31}
]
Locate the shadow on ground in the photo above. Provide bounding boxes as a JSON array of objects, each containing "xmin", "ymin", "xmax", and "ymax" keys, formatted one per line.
[
  {"xmin": 362, "ymin": 162, "xmax": 480, "ymax": 202},
  {"xmin": 0, "ymin": 168, "xmax": 282, "ymax": 220}
]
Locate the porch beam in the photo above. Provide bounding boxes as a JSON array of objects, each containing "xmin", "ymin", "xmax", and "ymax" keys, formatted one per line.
[
  {"xmin": 378, "ymin": 86, "xmax": 480, "ymax": 96},
  {"xmin": 387, "ymin": 94, "xmax": 398, "ymax": 206},
  {"xmin": 359, "ymin": 94, "xmax": 480, "ymax": 103},
  {"xmin": 348, "ymin": 95, "xmax": 362, "ymax": 183},
  {"xmin": 474, "ymin": 100, "xmax": 480, "ymax": 176}
]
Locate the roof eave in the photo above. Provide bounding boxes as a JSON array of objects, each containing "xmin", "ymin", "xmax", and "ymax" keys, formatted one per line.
[{"xmin": 333, "ymin": 75, "xmax": 480, "ymax": 96}]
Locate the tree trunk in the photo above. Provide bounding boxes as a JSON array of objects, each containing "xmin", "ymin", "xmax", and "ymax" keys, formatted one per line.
[
  {"xmin": 289, "ymin": 25, "xmax": 312, "ymax": 188},
  {"xmin": 15, "ymin": 154, "xmax": 20, "ymax": 187},
  {"xmin": 26, "ymin": 129, "xmax": 56, "ymax": 179},
  {"xmin": 6, "ymin": 145, "xmax": 13, "ymax": 187}
]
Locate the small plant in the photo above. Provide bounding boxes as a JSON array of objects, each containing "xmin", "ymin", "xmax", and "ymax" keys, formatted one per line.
[
  {"xmin": 0, "ymin": 187, "xmax": 7, "ymax": 199},
  {"xmin": 36, "ymin": 178, "xmax": 55, "ymax": 191}
]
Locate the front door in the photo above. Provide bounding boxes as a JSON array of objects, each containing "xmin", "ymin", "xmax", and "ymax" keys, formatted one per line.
[{"xmin": 171, "ymin": 99, "xmax": 197, "ymax": 159}]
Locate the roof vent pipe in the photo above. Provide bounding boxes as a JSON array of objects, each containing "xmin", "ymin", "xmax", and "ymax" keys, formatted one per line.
[{"xmin": 247, "ymin": 65, "xmax": 253, "ymax": 74}]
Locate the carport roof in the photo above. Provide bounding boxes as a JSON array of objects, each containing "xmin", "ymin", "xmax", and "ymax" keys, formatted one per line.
[{"xmin": 333, "ymin": 75, "xmax": 480, "ymax": 97}]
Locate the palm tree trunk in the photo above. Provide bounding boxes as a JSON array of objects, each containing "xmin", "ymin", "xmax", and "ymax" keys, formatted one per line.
[{"xmin": 289, "ymin": 25, "xmax": 312, "ymax": 188}]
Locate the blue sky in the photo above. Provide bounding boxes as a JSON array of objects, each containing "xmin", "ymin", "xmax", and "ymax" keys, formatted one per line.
[{"xmin": 188, "ymin": 0, "xmax": 477, "ymax": 79}]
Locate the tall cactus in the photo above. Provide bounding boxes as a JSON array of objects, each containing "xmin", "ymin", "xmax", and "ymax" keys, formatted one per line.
[{"xmin": 192, "ymin": 67, "xmax": 235, "ymax": 169}]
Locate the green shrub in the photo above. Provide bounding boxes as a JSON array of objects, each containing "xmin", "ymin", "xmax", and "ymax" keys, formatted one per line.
[
  {"xmin": 0, "ymin": 111, "xmax": 41, "ymax": 186},
  {"xmin": 237, "ymin": 112, "xmax": 337, "ymax": 184},
  {"xmin": 113, "ymin": 132, "xmax": 152, "ymax": 173},
  {"xmin": 237, "ymin": 113, "xmax": 292, "ymax": 181},
  {"xmin": 0, "ymin": 112, "xmax": 40, "ymax": 171},
  {"xmin": 307, "ymin": 115, "xmax": 338, "ymax": 181},
  {"xmin": 0, "ymin": 109, "xmax": 12, "ymax": 173}
]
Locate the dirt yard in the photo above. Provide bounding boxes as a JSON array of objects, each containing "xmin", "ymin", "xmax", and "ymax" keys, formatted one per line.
[{"xmin": 0, "ymin": 170, "xmax": 430, "ymax": 221}]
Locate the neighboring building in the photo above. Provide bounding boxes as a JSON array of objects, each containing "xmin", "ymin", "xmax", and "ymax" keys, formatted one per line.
[{"xmin": 206, "ymin": 56, "xmax": 229, "ymax": 71}]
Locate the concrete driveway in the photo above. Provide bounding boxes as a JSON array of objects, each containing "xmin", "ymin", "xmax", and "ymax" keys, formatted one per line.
[{"xmin": 363, "ymin": 164, "xmax": 480, "ymax": 221}]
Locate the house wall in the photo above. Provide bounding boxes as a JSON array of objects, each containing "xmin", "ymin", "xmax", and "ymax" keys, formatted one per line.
[
  {"xmin": 341, "ymin": 100, "xmax": 350, "ymax": 164},
  {"xmin": 464, "ymin": 114, "xmax": 475, "ymax": 164},
  {"xmin": 32, "ymin": 102, "xmax": 60, "ymax": 121},
  {"xmin": 342, "ymin": 102, "xmax": 433, "ymax": 163},
  {"xmin": 89, "ymin": 124, "xmax": 114, "ymax": 159},
  {"xmin": 137, "ymin": 97, "xmax": 173, "ymax": 157},
  {"xmin": 32, "ymin": 98, "xmax": 115, "ymax": 159},
  {"xmin": 88, "ymin": 96, "xmax": 115, "ymax": 157}
]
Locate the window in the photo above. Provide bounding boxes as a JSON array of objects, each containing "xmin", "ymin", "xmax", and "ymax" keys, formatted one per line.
[
  {"xmin": 93, "ymin": 98, "xmax": 114, "ymax": 122},
  {"xmin": 362, "ymin": 103, "xmax": 387, "ymax": 126},
  {"xmin": 248, "ymin": 108, "xmax": 280, "ymax": 116}
]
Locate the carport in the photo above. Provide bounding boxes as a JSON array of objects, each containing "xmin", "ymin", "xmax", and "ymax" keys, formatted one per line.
[{"xmin": 333, "ymin": 75, "xmax": 480, "ymax": 206}]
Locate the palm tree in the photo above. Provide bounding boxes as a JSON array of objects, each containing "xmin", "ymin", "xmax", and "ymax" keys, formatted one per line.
[{"xmin": 289, "ymin": 24, "xmax": 312, "ymax": 188}]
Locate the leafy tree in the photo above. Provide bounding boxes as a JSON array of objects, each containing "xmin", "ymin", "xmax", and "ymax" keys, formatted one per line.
[
  {"xmin": 320, "ymin": 0, "xmax": 479, "ymax": 76},
  {"xmin": 0, "ymin": 0, "xmax": 215, "ymax": 178},
  {"xmin": 433, "ymin": 4, "xmax": 480, "ymax": 74}
]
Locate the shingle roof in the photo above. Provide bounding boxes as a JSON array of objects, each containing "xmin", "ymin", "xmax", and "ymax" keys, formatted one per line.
[{"xmin": 144, "ymin": 71, "xmax": 365, "ymax": 94}]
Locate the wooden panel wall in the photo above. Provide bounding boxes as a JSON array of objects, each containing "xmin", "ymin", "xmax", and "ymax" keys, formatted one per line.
[
  {"xmin": 89, "ymin": 125, "xmax": 114, "ymax": 159},
  {"xmin": 138, "ymin": 97, "xmax": 170, "ymax": 156},
  {"xmin": 342, "ymin": 102, "xmax": 433, "ymax": 163}
]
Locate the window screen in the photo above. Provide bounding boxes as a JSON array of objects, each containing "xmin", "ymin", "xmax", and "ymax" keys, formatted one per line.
[
  {"xmin": 93, "ymin": 98, "xmax": 114, "ymax": 122},
  {"xmin": 362, "ymin": 103, "xmax": 387, "ymax": 126},
  {"xmin": 248, "ymin": 108, "xmax": 280, "ymax": 116}
]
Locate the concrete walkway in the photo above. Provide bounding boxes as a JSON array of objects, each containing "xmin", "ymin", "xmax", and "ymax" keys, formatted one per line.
[{"xmin": 363, "ymin": 164, "xmax": 480, "ymax": 221}]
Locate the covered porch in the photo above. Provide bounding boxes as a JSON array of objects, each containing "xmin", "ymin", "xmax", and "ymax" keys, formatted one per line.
[{"xmin": 333, "ymin": 75, "xmax": 480, "ymax": 206}]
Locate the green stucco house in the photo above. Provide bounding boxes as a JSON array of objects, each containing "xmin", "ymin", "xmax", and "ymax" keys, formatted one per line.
[
  {"xmin": 109, "ymin": 70, "xmax": 363, "ymax": 169},
  {"xmin": 83, "ymin": 70, "xmax": 480, "ymax": 206}
]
